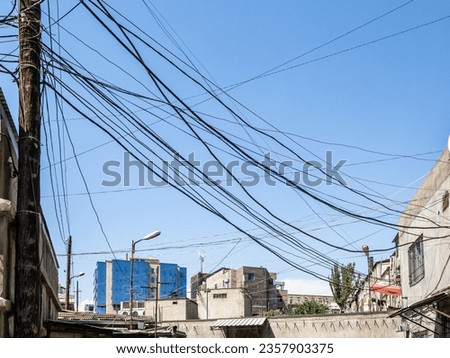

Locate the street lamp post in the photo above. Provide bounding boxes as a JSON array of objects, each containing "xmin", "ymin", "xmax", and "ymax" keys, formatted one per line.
[
  {"xmin": 65, "ymin": 272, "xmax": 85, "ymax": 310},
  {"xmin": 129, "ymin": 230, "xmax": 161, "ymax": 330}
]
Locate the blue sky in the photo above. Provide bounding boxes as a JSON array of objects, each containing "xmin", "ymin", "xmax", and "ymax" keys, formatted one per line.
[{"xmin": 2, "ymin": 0, "xmax": 450, "ymax": 306}]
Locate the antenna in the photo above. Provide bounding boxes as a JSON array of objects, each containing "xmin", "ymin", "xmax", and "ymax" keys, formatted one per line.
[{"xmin": 199, "ymin": 250, "xmax": 206, "ymax": 273}]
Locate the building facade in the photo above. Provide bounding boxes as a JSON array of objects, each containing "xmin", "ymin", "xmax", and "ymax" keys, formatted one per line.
[
  {"xmin": 193, "ymin": 266, "xmax": 286, "ymax": 317},
  {"xmin": 0, "ymin": 89, "xmax": 60, "ymax": 337},
  {"xmin": 145, "ymin": 297, "xmax": 198, "ymax": 321},
  {"xmin": 391, "ymin": 146, "xmax": 450, "ymax": 337},
  {"xmin": 355, "ymin": 257, "xmax": 402, "ymax": 313},
  {"xmin": 94, "ymin": 258, "xmax": 187, "ymax": 314},
  {"xmin": 196, "ymin": 287, "xmax": 253, "ymax": 319}
]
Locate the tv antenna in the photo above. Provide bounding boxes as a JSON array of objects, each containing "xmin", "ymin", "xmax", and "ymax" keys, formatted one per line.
[{"xmin": 199, "ymin": 250, "xmax": 206, "ymax": 273}]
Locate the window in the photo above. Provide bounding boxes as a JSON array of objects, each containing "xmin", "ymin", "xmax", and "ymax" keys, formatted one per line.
[
  {"xmin": 247, "ymin": 273, "xmax": 255, "ymax": 281},
  {"xmin": 412, "ymin": 331, "xmax": 429, "ymax": 338},
  {"xmin": 408, "ymin": 234, "xmax": 424, "ymax": 286},
  {"xmin": 213, "ymin": 293, "xmax": 227, "ymax": 299},
  {"xmin": 136, "ymin": 301, "xmax": 145, "ymax": 308},
  {"xmin": 443, "ymin": 191, "xmax": 449, "ymax": 212}
]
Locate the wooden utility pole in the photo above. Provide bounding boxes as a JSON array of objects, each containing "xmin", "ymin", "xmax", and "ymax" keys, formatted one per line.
[{"xmin": 14, "ymin": 0, "xmax": 42, "ymax": 337}]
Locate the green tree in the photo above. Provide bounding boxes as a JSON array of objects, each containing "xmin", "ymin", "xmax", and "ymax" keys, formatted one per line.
[
  {"xmin": 329, "ymin": 263, "xmax": 361, "ymax": 313},
  {"xmin": 290, "ymin": 299, "xmax": 329, "ymax": 315}
]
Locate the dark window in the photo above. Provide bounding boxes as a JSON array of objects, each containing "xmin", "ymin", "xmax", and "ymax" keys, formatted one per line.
[
  {"xmin": 247, "ymin": 273, "xmax": 255, "ymax": 281},
  {"xmin": 213, "ymin": 293, "xmax": 227, "ymax": 299},
  {"xmin": 443, "ymin": 191, "xmax": 449, "ymax": 212},
  {"xmin": 408, "ymin": 234, "xmax": 424, "ymax": 286},
  {"xmin": 412, "ymin": 331, "xmax": 429, "ymax": 338}
]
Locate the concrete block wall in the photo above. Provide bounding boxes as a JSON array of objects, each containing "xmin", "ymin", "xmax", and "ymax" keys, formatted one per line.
[{"xmin": 165, "ymin": 312, "xmax": 403, "ymax": 338}]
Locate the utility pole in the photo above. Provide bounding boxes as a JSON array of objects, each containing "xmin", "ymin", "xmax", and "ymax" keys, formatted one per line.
[
  {"xmin": 14, "ymin": 0, "xmax": 43, "ymax": 337},
  {"xmin": 65, "ymin": 235, "xmax": 72, "ymax": 309},
  {"xmin": 75, "ymin": 281, "xmax": 80, "ymax": 312},
  {"xmin": 154, "ymin": 266, "xmax": 159, "ymax": 338}
]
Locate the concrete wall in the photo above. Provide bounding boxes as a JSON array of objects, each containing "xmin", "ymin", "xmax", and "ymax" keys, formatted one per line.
[
  {"xmin": 396, "ymin": 147, "xmax": 450, "ymax": 337},
  {"xmin": 204, "ymin": 268, "xmax": 236, "ymax": 289},
  {"xmin": 237, "ymin": 266, "xmax": 280, "ymax": 313},
  {"xmin": 397, "ymin": 148, "xmax": 450, "ymax": 305},
  {"xmin": 165, "ymin": 312, "xmax": 403, "ymax": 338},
  {"xmin": 0, "ymin": 90, "xmax": 60, "ymax": 337},
  {"xmin": 146, "ymin": 298, "xmax": 198, "ymax": 321},
  {"xmin": 197, "ymin": 288, "xmax": 252, "ymax": 320}
]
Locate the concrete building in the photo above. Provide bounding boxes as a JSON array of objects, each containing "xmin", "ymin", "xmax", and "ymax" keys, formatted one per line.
[
  {"xmin": 197, "ymin": 287, "xmax": 253, "ymax": 319},
  {"xmin": 356, "ymin": 257, "xmax": 402, "ymax": 313},
  {"xmin": 0, "ymin": 89, "xmax": 60, "ymax": 337},
  {"xmin": 390, "ymin": 145, "xmax": 450, "ymax": 337},
  {"xmin": 193, "ymin": 266, "xmax": 286, "ymax": 317},
  {"xmin": 145, "ymin": 297, "xmax": 198, "ymax": 321},
  {"xmin": 94, "ymin": 257, "xmax": 187, "ymax": 314}
]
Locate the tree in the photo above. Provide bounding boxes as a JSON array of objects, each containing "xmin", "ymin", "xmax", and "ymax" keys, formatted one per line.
[
  {"xmin": 329, "ymin": 263, "xmax": 361, "ymax": 313},
  {"xmin": 290, "ymin": 299, "xmax": 329, "ymax": 315}
]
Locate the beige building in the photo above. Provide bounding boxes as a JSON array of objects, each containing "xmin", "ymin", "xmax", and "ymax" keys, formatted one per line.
[
  {"xmin": 197, "ymin": 287, "xmax": 252, "ymax": 319},
  {"xmin": 145, "ymin": 297, "xmax": 198, "ymax": 321},
  {"xmin": 193, "ymin": 266, "xmax": 285, "ymax": 317},
  {"xmin": 390, "ymin": 145, "xmax": 450, "ymax": 337},
  {"xmin": 356, "ymin": 257, "xmax": 402, "ymax": 313},
  {"xmin": 0, "ymin": 89, "xmax": 60, "ymax": 337}
]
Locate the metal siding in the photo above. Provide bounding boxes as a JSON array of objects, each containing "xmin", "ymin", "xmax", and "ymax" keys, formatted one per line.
[{"xmin": 211, "ymin": 317, "xmax": 267, "ymax": 328}]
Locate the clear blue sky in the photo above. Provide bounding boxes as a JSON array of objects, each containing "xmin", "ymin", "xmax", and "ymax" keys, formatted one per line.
[{"xmin": 1, "ymin": 1, "xmax": 450, "ymax": 306}]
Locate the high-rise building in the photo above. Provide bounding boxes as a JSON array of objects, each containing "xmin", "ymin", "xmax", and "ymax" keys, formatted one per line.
[{"xmin": 94, "ymin": 258, "xmax": 186, "ymax": 314}]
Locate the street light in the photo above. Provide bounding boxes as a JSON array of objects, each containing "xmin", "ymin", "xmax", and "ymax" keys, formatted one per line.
[
  {"xmin": 70, "ymin": 272, "xmax": 85, "ymax": 281},
  {"xmin": 72, "ymin": 272, "xmax": 85, "ymax": 312},
  {"xmin": 65, "ymin": 272, "xmax": 85, "ymax": 310},
  {"xmin": 129, "ymin": 230, "xmax": 161, "ymax": 330}
]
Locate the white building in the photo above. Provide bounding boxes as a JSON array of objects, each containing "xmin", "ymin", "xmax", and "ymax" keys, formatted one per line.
[{"xmin": 390, "ymin": 145, "xmax": 450, "ymax": 338}]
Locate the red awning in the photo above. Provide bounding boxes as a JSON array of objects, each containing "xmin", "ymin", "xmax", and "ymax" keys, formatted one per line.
[{"xmin": 370, "ymin": 283, "xmax": 402, "ymax": 296}]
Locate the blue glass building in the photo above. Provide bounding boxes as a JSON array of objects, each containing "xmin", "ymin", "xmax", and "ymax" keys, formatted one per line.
[{"xmin": 93, "ymin": 259, "xmax": 187, "ymax": 313}]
